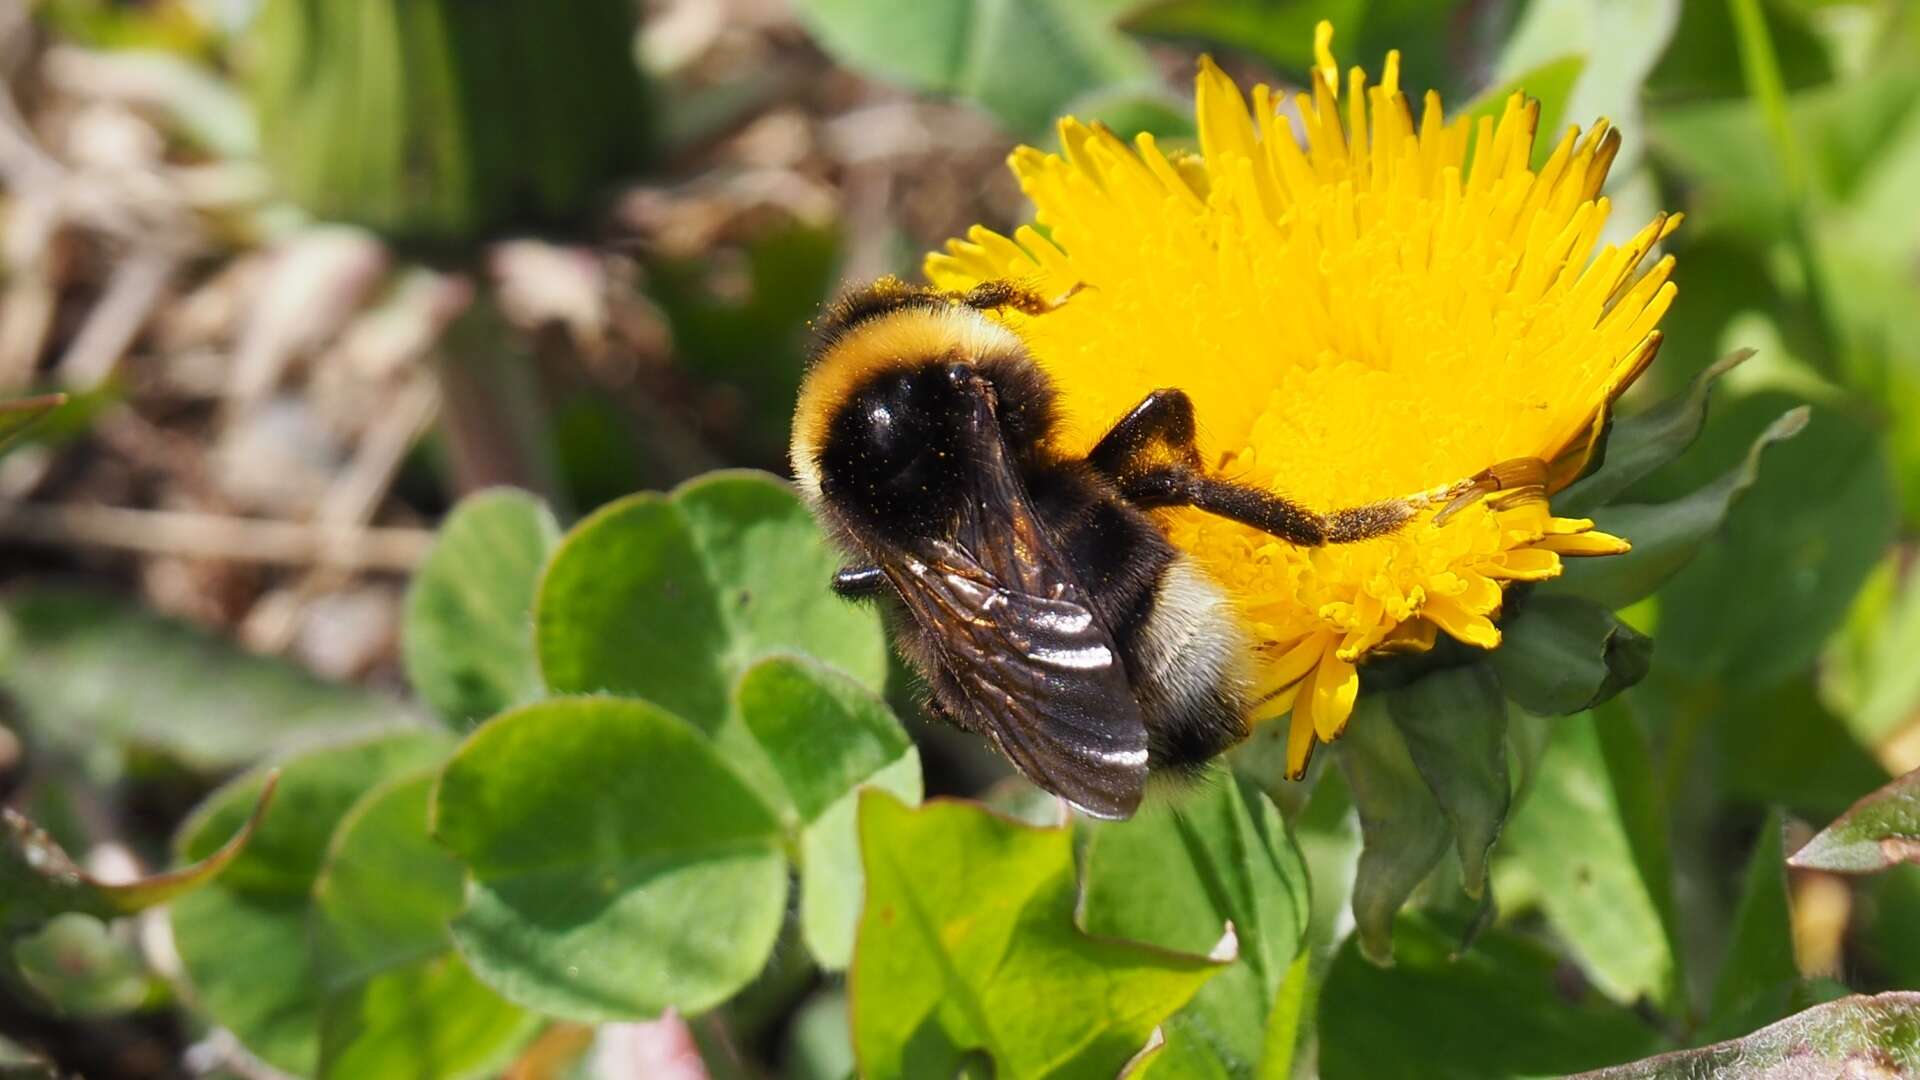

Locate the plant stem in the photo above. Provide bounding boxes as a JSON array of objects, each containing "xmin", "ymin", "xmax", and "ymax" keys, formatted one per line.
[
  {"xmin": 435, "ymin": 297, "xmax": 568, "ymax": 510},
  {"xmin": 1727, "ymin": 0, "xmax": 1844, "ymax": 378}
]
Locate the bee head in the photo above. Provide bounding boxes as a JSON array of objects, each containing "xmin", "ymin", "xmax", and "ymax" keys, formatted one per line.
[
  {"xmin": 793, "ymin": 296, "xmax": 1059, "ymax": 542},
  {"xmin": 812, "ymin": 360, "xmax": 986, "ymax": 540}
]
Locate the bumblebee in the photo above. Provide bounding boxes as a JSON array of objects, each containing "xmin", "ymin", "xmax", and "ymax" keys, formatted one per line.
[{"xmin": 791, "ymin": 278, "xmax": 1532, "ymax": 819}]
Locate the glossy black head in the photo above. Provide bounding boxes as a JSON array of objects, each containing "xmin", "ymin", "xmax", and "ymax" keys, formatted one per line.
[
  {"xmin": 818, "ymin": 361, "xmax": 973, "ymax": 539},
  {"xmin": 795, "ymin": 281, "xmax": 1065, "ymax": 546},
  {"xmin": 813, "ymin": 358, "xmax": 1051, "ymax": 534}
]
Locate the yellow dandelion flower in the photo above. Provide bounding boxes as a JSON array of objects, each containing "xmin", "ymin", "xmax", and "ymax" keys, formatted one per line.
[{"xmin": 926, "ymin": 22, "xmax": 1676, "ymax": 777}]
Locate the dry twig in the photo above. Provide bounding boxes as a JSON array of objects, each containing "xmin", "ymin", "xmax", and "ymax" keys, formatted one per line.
[{"xmin": 0, "ymin": 502, "xmax": 433, "ymax": 570}]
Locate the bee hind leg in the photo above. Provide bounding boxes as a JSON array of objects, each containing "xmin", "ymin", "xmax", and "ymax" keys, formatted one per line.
[
  {"xmin": 1094, "ymin": 389, "xmax": 1509, "ymax": 547},
  {"xmin": 1116, "ymin": 467, "xmax": 1336, "ymax": 547},
  {"xmin": 1087, "ymin": 389, "xmax": 1206, "ymax": 478}
]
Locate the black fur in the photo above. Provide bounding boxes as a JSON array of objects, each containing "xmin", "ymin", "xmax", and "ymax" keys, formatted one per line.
[
  {"xmin": 801, "ymin": 280, "xmax": 1428, "ymax": 800},
  {"xmin": 812, "ymin": 347, "xmax": 1247, "ymax": 779},
  {"xmin": 817, "ymin": 361, "xmax": 974, "ymax": 541}
]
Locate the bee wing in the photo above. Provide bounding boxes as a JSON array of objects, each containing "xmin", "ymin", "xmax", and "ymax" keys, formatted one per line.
[
  {"xmin": 876, "ymin": 376, "xmax": 1148, "ymax": 819},
  {"xmin": 883, "ymin": 539, "xmax": 1148, "ymax": 820}
]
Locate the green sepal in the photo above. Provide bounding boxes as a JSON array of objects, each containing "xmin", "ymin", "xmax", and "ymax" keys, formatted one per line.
[
  {"xmin": 1333, "ymin": 697, "xmax": 1452, "ymax": 966},
  {"xmin": 1386, "ymin": 664, "xmax": 1510, "ymax": 899},
  {"xmin": 1556, "ymin": 348, "xmax": 1754, "ymax": 517},
  {"xmin": 1547, "ymin": 406, "xmax": 1808, "ymax": 610},
  {"xmin": 1491, "ymin": 593, "xmax": 1653, "ymax": 715}
]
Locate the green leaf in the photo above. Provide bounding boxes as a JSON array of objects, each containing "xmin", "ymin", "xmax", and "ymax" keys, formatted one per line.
[
  {"xmin": 1645, "ymin": 0, "xmax": 1831, "ymax": 102},
  {"xmin": 0, "ymin": 589, "xmax": 416, "ymax": 772},
  {"xmin": 1708, "ymin": 673, "xmax": 1891, "ymax": 823},
  {"xmin": 1058, "ymin": 82, "xmax": 1196, "ymax": 142},
  {"xmin": 1825, "ymin": 557, "xmax": 1920, "ymax": 747},
  {"xmin": 311, "ymin": 771, "xmax": 535, "ymax": 1079},
  {"xmin": 851, "ymin": 791, "xmax": 1222, "ymax": 1079},
  {"xmin": 313, "ymin": 772, "xmax": 462, "ymax": 988},
  {"xmin": 1790, "ymin": 766, "xmax": 1920, "ymax": 875},
  {"xmin": 1655, "ymin": 401, "xmax": 1896, "ymax": 685},
  {"xmin": 1547, "ymin": 405, "xmax": 1809, "ymax": 611},
  {"xmin": 1318, "ymin": 912, "xmax": 1662, "ymax": 1080},
  {"xmin": 535, "ymin": 471, "xmax": 887, "ymax": 731},
  {"xmin": 3, "ymin": 775, "xmax": 275, "ymax": 936},
  {"xmin": 786, "ymin": 988, "xmax": 857, "ymax": 1080},
  {"xmin": 0, "ymin": 393, "xmax": 65, "ymax": 453},
  {"xmin": 1081, "ymin": 773, "xmax": 1310, "ymax": 1076},
  {"xmin": 170, "ymin": 730, "xmax": 451, "ymax": 1075},
  {"xmin": 12, "ymin": 913, "xmax": 154, "ymax": 1016},
  {"xmin": 404, "ymin": 489, "xmax": 560, "ymax": 728},
  {"xmin": 534, "ymin": 495, "xmax": 726, "ymax": 717},
  {"xmin": 1490, "ymin": 0, "xmax": 1682, "ymax": 173},
  {"xmin": 647, "ymin": 225, "xmax": 840, "ymax": 468},
  {"xmin": 1502, "ymin": 707, "xmax": 1685, "ymax": 1009},
  {"xmin": 1860, "ymin": 866, "xmax": 1920, "ymax": 991},
  {"xmin": 1460, "ymin": 54, "xmax": 1588, "ymax": 157},
  {"xmin": 1121, "ymin": 0, "xmax": 1355, "ymax": 71},
  {"xmin": 1123, "ymin": 0, "xmax": 1489, "ymax": 102},
  {"xmin": 1332, "ymin": 698, "xmax": 1452, "ymax": 966},
  {"xmin": 1491, "ymin": 594, "xmax": 1653, "ymax": 716},
  {"xmin": 435, "ymin": 696, "xmax": 788, "ymax": 1022},
  {"xmin": 1556, "ymin": 349, "xmax": 1754, "ymax": 517},
  {"xmin": 1707, "ymin": 810, "xmax": 1798, "ymax": 1038},
  {"xmin": 737, "ymin": 656, "xmax": 915, "ymax": 823},
  {"xmin": 799, "ymin": 756, "xmax": 924, "ymax": 972},
  {"xmin": 1569, "ymin": 992, "xmax": 1920, "ymax": 1079},
  {"xmin": 320, "ymin": 954, "xmax": 534, "ymax": 1080},
  {"xmin": 792, "ymin": 0, "xmax": 1154, "ymax": 134},
  {"xmin": 1288, "ymin": 766, "xmax": 1362, "ymax": 957},
  {"xmin": 251, "ymin": 0, "xmax": 650, "ymax": 240},
  {"xmin": 736, "ymin": 655, "xmax": 923, "ymax": 969},
  {"xmin": 1648, "ymin": 62, "xmax": 1920, "ymax": 247},
  {"xmin": 1387, "ymin": 664, "xmax": 1509, "ymax": 898}
]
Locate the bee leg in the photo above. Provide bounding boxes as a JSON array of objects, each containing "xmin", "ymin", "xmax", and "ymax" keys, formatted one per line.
[
  {"xmin": 1121, "ymin": 467, "xmax": 1334, "ymax": 546},
  {"xmin": 1087, "ymin": 389, "xmax": 1205, "ymax": 478},
  {"xmin": 831, "ymin": 565, "xmax": 888, "ymax": 598},
  {"xmin": 1117, "ymin": 466, "xmax": 1422, "ymax": 547},
  {"xmin": 956, "ymin": 280, "xmax": 1086, "ymax": 316},
  {"xmin": 1096, "ymin": 392, "xmax": 1528, "ymax": 546}
]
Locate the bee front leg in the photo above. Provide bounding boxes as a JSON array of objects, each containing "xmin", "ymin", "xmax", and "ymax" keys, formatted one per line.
[
  {"xmin": 831, "ymin": 565, "xmax": 888, "ymax": 598},
  {"xmin": 956, "ymin": 280, "xmax": 1087, "ymax": 316}
]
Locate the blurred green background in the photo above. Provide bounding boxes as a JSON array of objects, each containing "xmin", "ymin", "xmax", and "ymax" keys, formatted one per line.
[{"xmin": 1, "ymin": 0, "xmax": 1918, "ymax": 1077}]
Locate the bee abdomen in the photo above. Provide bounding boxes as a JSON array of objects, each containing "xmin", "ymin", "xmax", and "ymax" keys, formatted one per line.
[{"xmin": 1128, "ymin": 556, "xmax": 1253, "ymax": 772}]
